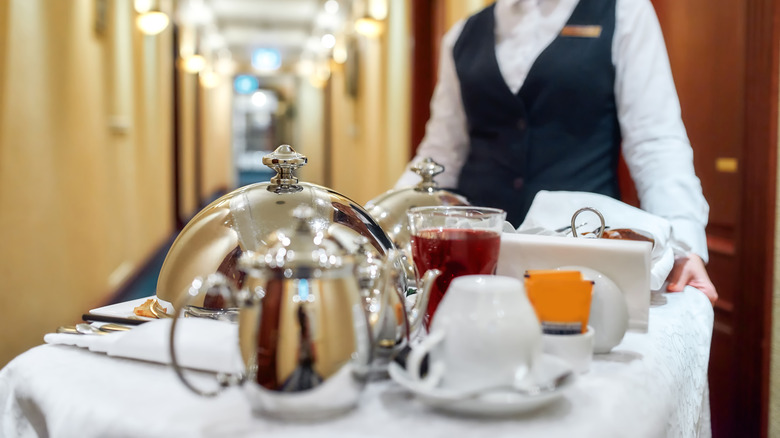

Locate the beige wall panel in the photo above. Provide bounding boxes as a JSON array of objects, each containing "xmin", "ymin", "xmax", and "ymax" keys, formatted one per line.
[
  {"xmin": 358, "ymin": 38, "xmax": 386, "ymax": 204},
  {"xmin": 108, "ymin": 0, "xmax": 143, "ymax": 265},
  {"xmin": 0, "ymin": 0, "xmax": 174, "ymax": 367},
  {"xmin": 382, "ymin": 0, "xmax": 412, "ymax": 192},
  {"xmin": 200, "ymin": 80, "xmax": 234, "ymax": 199},
  {"xmin": 329, "ymin": 36, "xmax": 385, "ymax": 206},
  {"xmin": 0, "ymin": 0, "xmax": 7, "ymax": 128},
  {"xmin": 328, "ymin": 0, "xmax": 414, "ymax": 204},
  {"xmin": 0, "ymin": 0, "xmax": 110, "ymax": 367},
  {"xmin": 133, "ymin": 32, "xmax": 175, "ymax": 249},
  {"xmin": 329, "ymin": 61, "xmax": 359, "ymax": 200},
  {"xmin": 178, "ymin": 70, "xmax": 198, "ymax": 218},
  {"xmin": 295, "ymin": 78, "xmax": 325, "ymax": 185}
]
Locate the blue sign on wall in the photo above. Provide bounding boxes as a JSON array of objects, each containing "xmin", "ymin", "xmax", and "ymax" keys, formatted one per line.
[{"xmin": 233, "ymin": 75, "xmax": 259, "ymax": 94}]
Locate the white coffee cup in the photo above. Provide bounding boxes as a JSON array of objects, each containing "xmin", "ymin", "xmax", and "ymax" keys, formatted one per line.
[{"xmin": 406, "ymin": 275, "xmax": 542, "ymax": 392}]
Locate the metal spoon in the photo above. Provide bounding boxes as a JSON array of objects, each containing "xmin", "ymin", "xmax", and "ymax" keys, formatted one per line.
[
  {"xmin": 98, "ymin": 323, "xmax": 132, "ymax": 332},
  {"xmin": 56, "ymin": 325, "xmax": 80, "ymax": 334},
  {"xmin": 75, "ymin": 323, "xmax": 108, "ymax": 335}
]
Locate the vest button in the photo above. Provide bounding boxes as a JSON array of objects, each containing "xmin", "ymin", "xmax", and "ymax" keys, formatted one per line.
[
  {"xmin": 516, "ymin": 119, "xmax": 527, "ymax": 130},
  {"xmin": 513, "ymin": 178, "xmax": 524, "ymax": 190}
]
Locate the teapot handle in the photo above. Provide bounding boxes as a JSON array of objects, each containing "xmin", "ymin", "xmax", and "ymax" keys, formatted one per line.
[{"xmin": 168, "ymin": 274, "xmax": 246, "ymax": 397}]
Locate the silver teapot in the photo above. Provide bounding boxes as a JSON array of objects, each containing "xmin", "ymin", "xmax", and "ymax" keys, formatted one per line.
[
  {"xmin": 169, "ymin": 206, "xmax": 441, "ymax": 418},
  {"xmin": 170, "ymin": 205, "xmax": 374, "ymax": 420}
]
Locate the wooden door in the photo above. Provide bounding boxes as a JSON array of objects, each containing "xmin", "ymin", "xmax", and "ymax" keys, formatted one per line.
[{"xmin": 650, "ymin": 0, "xmax": 778, "ymax": 436}]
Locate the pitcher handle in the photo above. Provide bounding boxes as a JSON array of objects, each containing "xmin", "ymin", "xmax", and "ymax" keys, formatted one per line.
[{"xmin": 168, "ymin": 274, "xmax": 246, "ymax": 397}]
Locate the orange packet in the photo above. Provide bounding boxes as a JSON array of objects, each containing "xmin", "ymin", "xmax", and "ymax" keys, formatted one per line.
[{"xmin": 524, "ymin": 270, "xmax": 593, "ymax": 334}]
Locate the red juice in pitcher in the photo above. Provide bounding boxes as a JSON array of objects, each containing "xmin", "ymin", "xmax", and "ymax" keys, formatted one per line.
[{"xmin": 410, "ymin": 228, "xmax": 502, "ymax": 328}]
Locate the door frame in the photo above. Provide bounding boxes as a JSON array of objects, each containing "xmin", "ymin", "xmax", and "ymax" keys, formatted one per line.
[{"xmin": 740, "ymin": 0, "xmax": 778, "ymax": 435}]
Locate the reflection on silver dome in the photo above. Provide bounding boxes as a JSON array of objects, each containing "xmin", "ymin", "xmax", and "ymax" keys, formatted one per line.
[
  {"xmin": 365, "ymin": 157, "xmax": 470, "ymax": 269},
  {"xmin": 156, "ymin": 144, "xmax": 394, "ymax": 307}
]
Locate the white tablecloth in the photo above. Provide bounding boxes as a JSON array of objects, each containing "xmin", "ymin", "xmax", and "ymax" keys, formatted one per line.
[{"xmin": 0, "ymin": 287, "xmax": 713, "ymax": 438}]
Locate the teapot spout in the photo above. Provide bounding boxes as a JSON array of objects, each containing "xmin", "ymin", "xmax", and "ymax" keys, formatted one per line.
[{"xmin": 406, "ymin": 268, "xmax": 441, "ymax": 338}]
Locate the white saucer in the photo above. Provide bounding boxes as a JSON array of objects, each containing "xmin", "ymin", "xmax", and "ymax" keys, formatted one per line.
[
  {"xmin": 388, "ymin": 354, "xmax": 573, "ymax": 417},
  {"xmin": 89, "ymin": 297, "xmax": 155, "ymax": 320},
  {"xmin": 89, "ymin": 296, "xmax": 175, "ymax": 320}
]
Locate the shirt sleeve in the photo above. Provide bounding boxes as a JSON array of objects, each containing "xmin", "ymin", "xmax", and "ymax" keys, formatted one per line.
[
  {"xmin": 614, "ymin": 0, "xmax": 710, "ymax": 262},
  {"xmin": 394, "ymin": 21, "xmax": 470, "ymax": 189}
]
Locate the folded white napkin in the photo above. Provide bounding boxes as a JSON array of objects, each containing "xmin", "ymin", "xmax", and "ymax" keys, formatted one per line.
[
  {"xmin": 44, "ymin": 319, "xmax": 242, "ymax": 374},
  {"xmin": 517, "ymin": 191, "xmax": 674, "ymax": 291}
]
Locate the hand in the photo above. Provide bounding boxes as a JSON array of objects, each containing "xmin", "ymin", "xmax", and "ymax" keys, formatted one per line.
[{"xmin": 666, "ymin": 254, "xmax": 718, "ymax": 304}]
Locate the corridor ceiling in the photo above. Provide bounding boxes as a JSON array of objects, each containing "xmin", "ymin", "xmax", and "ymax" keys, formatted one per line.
[{"xmin": 176, "ymin": 0, "xmax": 348, "ymax": 75}]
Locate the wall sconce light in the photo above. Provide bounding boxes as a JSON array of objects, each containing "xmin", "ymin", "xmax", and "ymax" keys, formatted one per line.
[
  {"xmin": 200, "ymin": 70, "xmax": 219, "ymax": 88},
  {"xmin": 332, "ymin": 45, "xmax": 348, "ymax": 64},
  {"xmin": 324, "ymin": 0, "xmax": 340, "ymax": 14},
  {"xmin": 137, "ymin": 10, "xmax": 170, "ymax": 35},
  {"xmin": 182, "ymin": 54, "xmax": 206, "ymax": 73},
  {"xmin": 354, "ymin": 16, "xmax": 384, "ymax": 38},
  {"xmin": 134, "ymin": 0, "xmax": 153, "ymax": 13}
]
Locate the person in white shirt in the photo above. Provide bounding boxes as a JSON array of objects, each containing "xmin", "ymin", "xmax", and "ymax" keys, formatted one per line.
[{"xmin": 395, "ymin": 0, "xmax": 717, "ymax": 303}]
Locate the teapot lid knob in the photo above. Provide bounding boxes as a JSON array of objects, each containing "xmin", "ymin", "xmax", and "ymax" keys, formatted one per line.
[
  {"xmin": 263, "ymin": 144, "xmax": 307, "ymax": 190},
  {"xmin": 411, "ymin": 158, "xmax": 444, "ymax": 192}
]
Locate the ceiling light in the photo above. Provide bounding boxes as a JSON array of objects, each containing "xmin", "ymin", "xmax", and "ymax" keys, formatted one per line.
[
  {"xmin": 309, "ymin": 76, "xmax": 327, "ymax": 89},
  {"xmin": 252, "ymin": 48, "xmax": 282, "ymax": 71},
  {"xmin": 355, "ymin": 16, "xmax": 384, "ymax": 38},
  {"xmin": 215, "ymin": 58, "xmax": 236, "ymax": 75},
  {"xmin": 296, "ymin": 59, "xmax": 315, "ymax": 77},
  {"xmin": 234, "ymin": 75, "xmax": 259, "ymax": 94},
  {"xmin": 200, "ymin": 70, "xmax": 219, "ymax": 88},
  {"xmin": 134, "ymin": 0, "xmax": 153, "ymax": 13},
  {"xmin": 202, "ymin": 32, "xmax": 226, "ymax": 51},
  {"xmin": 321, "ymin": 34, "xmax": 336, "ymax": 49},
  {"xmin": 324, "ymin": 0, "xmax": 339, "ymax": 14},
  {"xmin": 179, "ymin": 41, "xmax": 195, "ymax": 58},
  {"xmin": 182, "ymin": 54, "xmax": 206, "ymax": 73},
  {"xmin": 368, "ymin": 0, "xmax": 388, "ymax": 20},
  {"xmin": 316, "ymin": 64, "xmax": 331, "ymax": 82},
  {"xmin": 177, "ymin": 0, "xmax": 214, "ymax": 27},
  {"xmin": 252, "ymin": 91, "xmax": 268, "ymax": 107},
  {"xmin": 333, "ymin": 46, "xmax": 348, "ymax": 64},
  {"xmin": 136, "ymin": 11, "xmax": 169, "ymax": 35}
]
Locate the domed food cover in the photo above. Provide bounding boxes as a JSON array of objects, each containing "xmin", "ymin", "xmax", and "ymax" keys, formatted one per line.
[
  {"xmin": 156, "ymin": 144, "xmax": 394, "ymax": 309},
  {"xmin": 365, "ymin": 157, "xmax": 469, "ymax": 253}
]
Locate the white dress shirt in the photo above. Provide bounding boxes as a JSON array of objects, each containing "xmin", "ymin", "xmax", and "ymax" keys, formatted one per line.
[{"xmin": 395, "ymin": 0, "xmax": 710, "ymax": 262}]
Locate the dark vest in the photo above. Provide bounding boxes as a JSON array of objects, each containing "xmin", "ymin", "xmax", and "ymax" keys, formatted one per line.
[{"xmin": 454, "ymin": 0, "xmax": 621, "ymax": 226}]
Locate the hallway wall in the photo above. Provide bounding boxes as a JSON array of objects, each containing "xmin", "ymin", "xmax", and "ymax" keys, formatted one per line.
[
  {"xmin": 199, "ymin": 79, "xmax": 234, "ymax": 200},
  {"xmin": 0, "ymin": 0, "xmax": 175, "ymax": 367},
  {"xmin": 327, "ymin": 0, "xmax": 412, "ymax": 204}
]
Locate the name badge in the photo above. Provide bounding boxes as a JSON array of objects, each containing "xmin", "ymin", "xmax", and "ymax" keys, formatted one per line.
[{"xmin": 561, "ymin": 25, "xmax": 602, "ymax": 38}]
